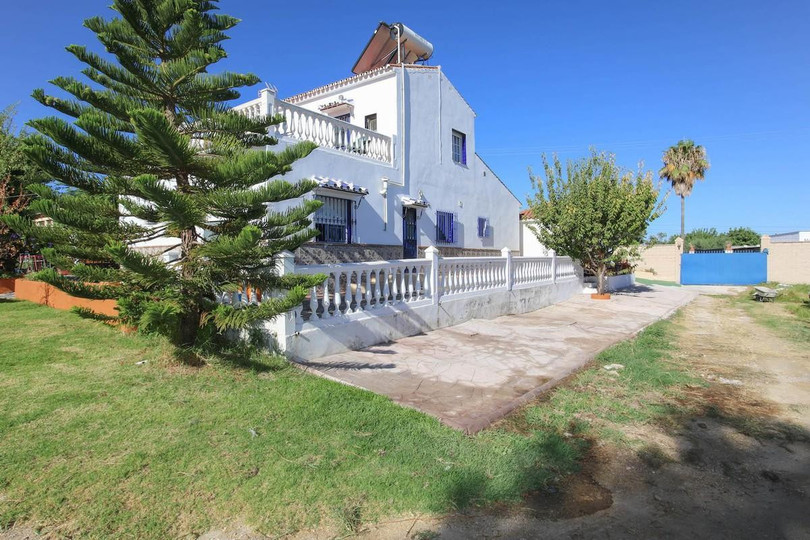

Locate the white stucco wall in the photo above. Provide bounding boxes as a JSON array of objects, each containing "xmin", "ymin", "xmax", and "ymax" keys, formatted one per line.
[
  {"xmin": 770, "ymin": 231, "xmax": 810, "ymax": 243},
  {"xmin": 283, "ymin": 275, "xmax": 584, "ymax": 361},
  {"xmin": 520, "ymin": 220, "xmax": 553, "ymax": 257},
  {"xmin": 268, "ymin": 66, "xmax": 521, "ymax": 254},
  {"xmin": 289, "ymin": 70, "xmax": 399, "ymax": 139}
]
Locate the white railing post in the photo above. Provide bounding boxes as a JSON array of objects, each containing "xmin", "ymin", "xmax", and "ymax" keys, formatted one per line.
[
  {"xmin": 425, "ymin": 245, "xmax": 440, "ymax": 305},
  {"xmin": 259, "ymin": 86, "xmax": 276, "ymax": 117},
  {"xmin": 266, "ymin": 250, "xmax": 296, "ymax": 352},
  {"xmin": 502, "ymin": 247, "xmax": 513, "ymax": 291},
  {"xmin": 551, "ymin": 250, "xmax": 557, "ymax": 283}
]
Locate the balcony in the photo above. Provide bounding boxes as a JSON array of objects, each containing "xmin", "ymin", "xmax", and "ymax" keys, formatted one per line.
[{"xmin": 235, "ymin": 97, "xmax": 393, "ymax": 165}]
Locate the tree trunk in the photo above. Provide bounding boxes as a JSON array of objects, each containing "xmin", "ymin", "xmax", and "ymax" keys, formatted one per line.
[
  {"xmin": 177, "ymin": 309, "xmax": 200, "ymax": 347},
  {"xmin": 176, "ymin": 169, "xmax": 199, "ymax": 348},
  {"xmin": 680, "ymin": 195, "xmax": 685, "ymax": 239},
  {"xmin": 596, "ymin": 264, "xmax": 607, "ymax": 295}
]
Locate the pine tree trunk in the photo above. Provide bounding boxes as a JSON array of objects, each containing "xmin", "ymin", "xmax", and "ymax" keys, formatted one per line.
[
  {"xmin": 680, "ymin": 195, "xmax": 685, "ymax": 239},
  {"xmin": 176, "ymin": 168, "xmax": 199, "ymax": 348}
]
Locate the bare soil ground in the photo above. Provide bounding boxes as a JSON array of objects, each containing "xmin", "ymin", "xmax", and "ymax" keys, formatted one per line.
[{"xmin": 349, "ymin": 293, "xmax": 810, "ymax": 539}]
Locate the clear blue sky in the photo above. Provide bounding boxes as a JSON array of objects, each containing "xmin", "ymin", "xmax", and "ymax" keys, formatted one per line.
[{"xmin": 2, "ymin": 0, "xmax": 808, "ymax": 236}]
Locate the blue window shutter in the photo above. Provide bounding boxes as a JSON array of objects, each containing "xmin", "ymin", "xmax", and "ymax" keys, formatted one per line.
[{"xmin": 462, "ymin": 135, "xmax": 467, "ymax": 164}]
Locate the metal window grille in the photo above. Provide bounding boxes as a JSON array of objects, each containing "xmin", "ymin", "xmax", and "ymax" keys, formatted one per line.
[
  {"xmin": 314, "ymin": 195, "xmax": 350, "ymax": 243},
  {"xmin": 436, "ymin": 210, "xmax": 455, "ymax": 244},
  {"xmin": 452, "ymin": 130, "xmax": 466, "ymax": 164}
]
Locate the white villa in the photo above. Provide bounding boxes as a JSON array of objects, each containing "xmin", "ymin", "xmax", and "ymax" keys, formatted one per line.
[
  {"xmin": 233, "ymin": 22, "xmax": 521, "ymax": 263},
  {"xmin": 126, "ymin": 23, "xmax": 588, "ymax": 360}
]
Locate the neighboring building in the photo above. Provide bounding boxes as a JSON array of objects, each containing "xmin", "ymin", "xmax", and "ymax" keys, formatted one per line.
[
  {"xmin": 769, "ymin": 231, "xmax": 810, "ymax": 243},
  {"xmin": 519, "ymin": 209, "xmax": 553, "ymax": 257},
  {"xmin": 232, "ymin": 22, "xmax": 521, "ymax": 263},
  {"xmin": 32, "ymin": 215, "xmax": 54, "ymax": 227}
]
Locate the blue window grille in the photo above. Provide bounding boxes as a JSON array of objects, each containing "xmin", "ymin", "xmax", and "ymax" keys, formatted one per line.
[
  {"xmin": 436, "ymin": 211, "xmax": 455, "ymax": 244},
  {"xmin": 477, "ymin": 217, "xmax": 490, "ymax": 238},
  {"xmin": 313, "ymin": 195, "xmax": 352, "ymax": 243},
  {"xmin": 452, "ymin": 130, "xmax": 466, "ymax": 165}
]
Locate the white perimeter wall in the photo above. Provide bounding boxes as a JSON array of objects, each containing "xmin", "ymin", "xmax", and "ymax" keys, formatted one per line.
[
  {"xmin": 520, "ymin": 221, "xmax": 553, "ymax": 257},
  {"xmin": 283, "ymin": 276, "xmax": 583, "ymax": 361}
]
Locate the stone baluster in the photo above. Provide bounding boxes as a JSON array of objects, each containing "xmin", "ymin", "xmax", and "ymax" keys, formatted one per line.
[
  {"xmin": 382, "ymin": 269, "xmax": 391, "ymax": 306},
  {"xmin": 334, "ymin": 272, "xmax": 343, "ymax": 316}
]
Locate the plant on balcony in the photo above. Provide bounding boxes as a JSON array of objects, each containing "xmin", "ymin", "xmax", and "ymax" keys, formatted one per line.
[
  {"xmin": 1, "ymin": 0, "xmax": 324, "ymax": 349},
  {"xmin": 528, "ymin": 149, "xmax": 664, "ymax": 295}
]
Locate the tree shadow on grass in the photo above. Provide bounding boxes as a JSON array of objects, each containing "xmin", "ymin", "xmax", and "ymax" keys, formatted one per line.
[{"xmin": 190, "ymin": 332, "xmax": 290, "ymax": 373}]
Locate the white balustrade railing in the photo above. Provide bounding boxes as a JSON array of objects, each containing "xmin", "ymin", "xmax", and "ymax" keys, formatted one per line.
[
  {"xmin": 233, "ymin": 97, "xmax": 264, "ymax": 120},
  {"xmin": 438, "ymin": 257, "xmax": 508, "ymax": 297},
  {"xmin": 218, "ymin": 251, "xmax": 580, "ymax": 331},
  {"xmin": 233, "ymin": 96, "xmax": 394, "ymax": 164},
  {"xmin": 555, "ymin": 257, "xmax": 576, "ymax": 280},
  {"xmin": 293, "ymin": 259, "xmax": 429, "ymax": 324},
  {"xmin": 513, "ymin": 257, "xmax": 554, "ymax": 287},
  {"xmin": 272, "ymin": 101, "xmax": 393, "ymax": 164}
]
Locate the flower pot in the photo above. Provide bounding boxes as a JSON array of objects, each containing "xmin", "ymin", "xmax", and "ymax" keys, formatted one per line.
[{"xmin": 591, "ymin": 293, "xmax": 611, "ymax": 300}]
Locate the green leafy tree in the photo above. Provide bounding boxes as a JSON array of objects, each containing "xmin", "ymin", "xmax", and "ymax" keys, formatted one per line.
[
  {"xmin": 659, "ymin": 139, "xmax": 710, "ymax": 239},
  {"xmin": 528, "ymin": 150, "xmax": 665, "ymax": 294},
  {"xmin": 682, "ymin": 227, "xmax": 725, "ymax": 251},
  {"xmin": 1, "ymin": 0, "xmax": 323, "ymax": 347},
  {"xmin": 646, "ymin": 231, "xmax": 671, "ymax": 246},
  {"xmin": 726, "ymin": 226, "xmax": 760, "ymax": 247},
  {"xmin": 0, "ymin": 107, "xmax": 45, "ymax": 275}
]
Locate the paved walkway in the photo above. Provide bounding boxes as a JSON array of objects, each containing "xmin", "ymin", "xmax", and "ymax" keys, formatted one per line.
[{"xmin": 296, "ymin": 285, "xmax": 698, "ymax": 433}]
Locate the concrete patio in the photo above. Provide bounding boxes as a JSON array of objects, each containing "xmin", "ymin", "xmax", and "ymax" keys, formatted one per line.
[{"xmin": 295, "ymin": 284, "xmax": 698, "ymax": 433}]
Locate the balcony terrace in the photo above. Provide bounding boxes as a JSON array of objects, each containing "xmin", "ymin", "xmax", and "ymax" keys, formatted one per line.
[{"xmin": 234, "ymin": 95, "xmax": 393, "ymax": 165}]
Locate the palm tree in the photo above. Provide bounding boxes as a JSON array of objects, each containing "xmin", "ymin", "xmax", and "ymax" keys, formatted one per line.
[{"xmin": 659, "ymin": 140, "xmax": 710, "ymax": 238}]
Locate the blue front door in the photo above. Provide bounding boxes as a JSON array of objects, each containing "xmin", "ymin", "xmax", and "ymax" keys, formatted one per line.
[{"xmin": 403, "ymin": 208, "xmax": 417, "ymax": 259}]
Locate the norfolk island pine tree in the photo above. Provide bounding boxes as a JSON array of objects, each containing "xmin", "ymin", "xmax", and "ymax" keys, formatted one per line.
[{"xmin": 0, "ymin": 0, "xmax": 325, "ymax": 348}]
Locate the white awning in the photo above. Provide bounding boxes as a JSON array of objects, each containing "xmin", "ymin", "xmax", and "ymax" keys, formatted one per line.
[
  {"xmin": 312, "ymin": 176, "xmax": 368, "ymax": 200},
  {"xmin": 402, "ymin": 195, "xmax": 429, "ymax": 208}
]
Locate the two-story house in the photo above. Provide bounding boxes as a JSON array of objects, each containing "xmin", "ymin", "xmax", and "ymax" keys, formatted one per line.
[
  {"xmin": 133, "ymin": 22, "xmax": 521, "ymax": 264},
  {"xmin": 233, "ymin": 22, "xmax": 521, "ymax": 264}
]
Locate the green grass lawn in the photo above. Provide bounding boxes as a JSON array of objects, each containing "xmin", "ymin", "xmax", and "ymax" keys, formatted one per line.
[
  {"xmin": 635, "ymin": 277, "xmax": 681, "ymax": 287},
  {"xmin": 0, "ymin": 299, "xmax": 697, "ymax": 538},
  {"xmin": 731, "ymin": 283, "xmax": 810, "ymax": 344}
]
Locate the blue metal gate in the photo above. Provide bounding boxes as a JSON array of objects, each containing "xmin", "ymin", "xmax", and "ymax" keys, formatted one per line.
[{"xmin": 680, "ymin": 252, "xmax": 767, "ymax": 285}]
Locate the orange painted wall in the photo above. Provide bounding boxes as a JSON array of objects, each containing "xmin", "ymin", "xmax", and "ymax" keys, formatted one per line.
[
  {"xmin": 12, "ymin": 279, "xmax": 119, "ymax": 317},
  {"xmin": 0, "ymin": 278, "xmax": 14, "ymax": 294}
]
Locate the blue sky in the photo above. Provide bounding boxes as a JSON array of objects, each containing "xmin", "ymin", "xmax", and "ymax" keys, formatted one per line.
[{"xmin": 2, "ymin": 0, "xmax": 808, "ymax": 236}]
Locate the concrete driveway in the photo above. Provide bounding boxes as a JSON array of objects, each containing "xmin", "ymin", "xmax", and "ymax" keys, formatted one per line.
[{"xmin": 296, "ymin": 285, "xmax": 698, "ymax": 433}]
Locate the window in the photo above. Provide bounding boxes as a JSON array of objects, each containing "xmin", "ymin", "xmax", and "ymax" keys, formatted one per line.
[
  {"xmin": 335, "ymin": 113, "xmax": 351, "ymax": 123},
  {"xmin": 436, "ymin": 211, "xmax": 455, "ymax": 244},
  {"xmin": 477, "ymin": 217, "xmax": 490, "ymax": 238},
  {"xmin": 452, "ymin": 130, "xmax": 466, "ymax": 165},
  {"xmin": 313, "ymin": 195, "xmax": 352, "ymax": 243},
  {"xmin": 364, "ymin": 113, "xmax": 377, "ymax": 131}
]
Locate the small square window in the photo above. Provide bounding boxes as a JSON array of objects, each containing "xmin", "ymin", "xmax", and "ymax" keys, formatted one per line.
[
  {"xmin": 364, "ymin": 114, "xmax": 377, "ymax": 131},
  {"xmin": 477, "ymin": 217, "xmax": 490, "ymax": 238},
  {"xmin": 452, "ymin": 130, "xmax": 466, "ymax": 165},
  {"xmin": 436, "ymin": 211, "xmax": 455, "ymax": 244}
]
